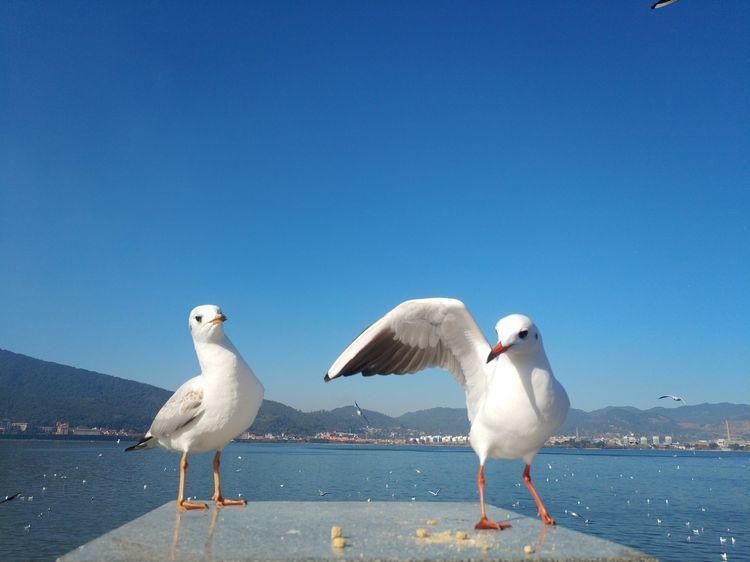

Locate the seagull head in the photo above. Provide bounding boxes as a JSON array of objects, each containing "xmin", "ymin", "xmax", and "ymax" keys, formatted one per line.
[
  {"xmin": 188, "ymin": 304, "xmax": 228, "ymax": 342},
  {"xmin": 487, "ymin": 314, "xmax": 541, "ymax": 362}
]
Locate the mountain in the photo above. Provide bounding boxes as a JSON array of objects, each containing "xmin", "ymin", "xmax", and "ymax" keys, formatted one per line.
[
  {"xmin": 1, "ymin": 348, "xmax": 748, "ymax": 440},
  {"xmin": 0, "ymin": 348, "xmax": 172, "ymax": 429},
  {"xmin": 394, "ymin": 407, "xmax": 469, "ymax": 435}
]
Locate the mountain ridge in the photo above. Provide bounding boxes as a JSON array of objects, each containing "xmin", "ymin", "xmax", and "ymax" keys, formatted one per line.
[{"xmin": 1, "ymin": 348, "xmax": 747, "ymax": 440}]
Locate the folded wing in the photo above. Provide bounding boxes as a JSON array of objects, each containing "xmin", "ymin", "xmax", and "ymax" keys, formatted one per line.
[
  {"xmin": 325, "ymin": 298, "xmax": 490, "ymax": 421},
  {"xmin": 148, "ymin": 376, "xmax": 205, "ymax": 438}
]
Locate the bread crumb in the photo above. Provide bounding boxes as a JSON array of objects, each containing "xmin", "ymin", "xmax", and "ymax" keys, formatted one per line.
[
  {"xmin": 455, "ymin": 531, "xmax": 468, "ymax": 540},
  {"xmin": 332, "ymin": 537, "xmax": 346, "ymax": 549},
  {"xmin": 416, "ymin": 528, "xmax": 429, "ymax": 538},
  {"xmin": 524, "ymin": 544, "xmax": 535, "ymax": 554},
  {"xmin": 426, "ymin": 519, "xmax": 438, "ymax": 526},
  {"xmin": 330, "ymin": 526, "xmax": 342, "ymax": 539}
]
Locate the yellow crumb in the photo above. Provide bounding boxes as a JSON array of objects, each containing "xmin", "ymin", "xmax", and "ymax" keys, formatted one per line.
[
  {"xmin": 455, "ymin": 531, "xmax": 468, "ymax": 540},
  {"xmin": 416, "ymin": 528, "xmax": 429, "ymax": 538},
  {"xmin": 426, "ymin": 519, "xmax": 438, "ymax": 526},
  {"xmin": 524, "ymin": 544, "xmax": 535, "ymax": 554},
  {"xmin": 332, "ymin": 537, "xmax": 346, "ymax": 549},
  {"xmin": 330, "ymin": 526, "xmax": 342, "ymax": 539}
]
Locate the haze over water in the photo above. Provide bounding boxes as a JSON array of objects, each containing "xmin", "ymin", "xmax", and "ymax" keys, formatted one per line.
[{"xmin": 0, "ymin": 441, "xmax": 747, "ymax": 562}]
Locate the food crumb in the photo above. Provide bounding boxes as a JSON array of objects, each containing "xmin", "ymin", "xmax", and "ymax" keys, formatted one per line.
[
  {"xmin": 330, "ymin": 526, "xmax": 342, "ymax": 539},
  {"xmin": 332, "ymin": 537, "xmax": 346, "ymax": 549},
  {"xmin": 455, "ymin": 531, "xmax": 468, "ymax": 540},
  {"xmin": 524, "ymin": 544, "xmax": 535, "ymax": 554},
  {"xmin": 416, "ymin": 528, "xmax": 429, "ymax": 538},
  {"xmin": 426, "ymin": 519, "xmax": 438, "ymax": 526}
]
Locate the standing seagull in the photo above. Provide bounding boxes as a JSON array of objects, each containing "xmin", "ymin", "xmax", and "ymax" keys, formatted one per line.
[
  {"xmin": 126, "ymin": 305, "xmax": 264, "ymax": 510},
  {"xmin": 324, "ymin": 299, "xmax": 569, "ymax": 529}
]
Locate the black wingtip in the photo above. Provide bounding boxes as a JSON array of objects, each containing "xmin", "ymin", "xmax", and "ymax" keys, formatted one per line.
[
  {"xmin": 125, "ymin": 436, "xmax": 152, "ymax": 452},
  {"xmin": 323, "ymin": 373, "xmax": 331, "ymax": 383}
]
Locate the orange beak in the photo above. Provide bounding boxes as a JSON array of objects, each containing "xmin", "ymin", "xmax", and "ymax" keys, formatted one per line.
[
  {"xmin": 486, "ymin": 341, "xmax": 510, "ymax": 363},
  {"xmin": 210, "ymin": 314, "xmax": 227, "ymax": 325}
]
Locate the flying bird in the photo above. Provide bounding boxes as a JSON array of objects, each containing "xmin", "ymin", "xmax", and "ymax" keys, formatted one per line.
[
  {"xmin": 0, "ymin": 493, "xmax": 20, "ymax": 505},
  {"xmin": 651, "ymin": 0, "xmax": 680, "ymax": 9},
  {"xmin": 126, "ymin": 305, "xmax": 264, "ymax": 510},
  {"xmin": 324, "ymin": 298, "xmax": 569, "ymax": 529},
  {"xmin": 354, "ymin": 401, "xmax": 371, "ymax": 426},
  {"xmin": 659, "ymin": 395, "xmax": 687, "ymax": 404},
  {"xmin": 428, "ymin": 489, "xmax": 441, "ymax": 496},
  {"xmin": 318, "ymin": 489, "xmax": 329, "ymax": 497}
]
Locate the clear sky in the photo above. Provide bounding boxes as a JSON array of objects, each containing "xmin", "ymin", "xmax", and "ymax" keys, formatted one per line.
[{"xmin": 1, "ymin": 1, "xmax": 748, "ymax": 416}]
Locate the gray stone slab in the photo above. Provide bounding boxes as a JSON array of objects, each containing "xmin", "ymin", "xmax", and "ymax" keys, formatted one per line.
[{"xmin": 58, "ymin": 501, "xmax": 657, "ymax": 562}]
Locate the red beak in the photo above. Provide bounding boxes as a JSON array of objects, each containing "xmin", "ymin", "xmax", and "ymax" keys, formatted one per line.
[{"xmin": 487, "ymin": 342, "xmax": 510, "ymax": 363}]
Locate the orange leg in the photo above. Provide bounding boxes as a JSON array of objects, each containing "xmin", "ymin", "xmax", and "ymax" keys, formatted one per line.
[
  {"xmin": 177, "ymin": 452, "xmax": 208, "ymax": 510},
  {"xmin": 474, "ymin": 464, "xmax": 511, "ymax": 530},
  {"xmin": 212, "ymin": 449, "xmax": 246, "ymax": 507},
  {"xmin": 523, "ymin": 464, "xmax": 555, "ymax": 525}
]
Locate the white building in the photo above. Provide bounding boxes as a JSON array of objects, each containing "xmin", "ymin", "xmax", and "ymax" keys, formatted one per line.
[
  {"xmin": 664, "ymin": 436, "xmax": 673, "ymax": 445},
  {"xmin": 652, "ymin": 435, "xmax": 660, "ymax": 446},
  {"xmin": 640, "ymin": 436, "xmax": 648, "ymax": 446}
]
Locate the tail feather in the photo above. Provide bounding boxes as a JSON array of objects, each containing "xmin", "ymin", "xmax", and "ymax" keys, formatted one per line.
[{"xmin": 125, "ymin": 436, "xmax": 153, "ymax": 452}]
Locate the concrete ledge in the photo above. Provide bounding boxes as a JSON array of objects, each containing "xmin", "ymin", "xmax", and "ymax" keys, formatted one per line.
[{"xmin": 58, "ymin": 501, "xmax": 656, "ymax": 562}]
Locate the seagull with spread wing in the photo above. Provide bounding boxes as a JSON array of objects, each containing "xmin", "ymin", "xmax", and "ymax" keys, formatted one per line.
[
  {"xmin": 126, "ymin": 305, "xmax": 264, "ymax": 510},
  {"xmin": 324, "ymin": 298, "xmax": 569, "ymax": 529},
  {"xmin": 354, "ymin": 400, "xmax": 371, "ymax": 426},
  {"xmin": 659, "ymin": 395, "xmax": 687, "ymax": 404}
]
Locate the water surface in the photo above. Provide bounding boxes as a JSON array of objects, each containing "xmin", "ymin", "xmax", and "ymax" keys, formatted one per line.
[{"xmin": 0, "ymin": 441, "xmax": 747, "ymax": 561}]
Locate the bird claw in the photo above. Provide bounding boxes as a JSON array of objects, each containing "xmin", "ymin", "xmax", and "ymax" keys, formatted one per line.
[
  {"xmin": 215, "ymin": 497, "xmax": 247, "ymax": 507},
  {"xmin": 178, "ymin": 500, "xmax": 208, "ymax": 511},
  {"xmin": 540, "ymin": 513, "xmax": 556, "ymax": 525},
  {"xmin": 475, "ymin": 517, "xmax": 511, "ymax": 530}
]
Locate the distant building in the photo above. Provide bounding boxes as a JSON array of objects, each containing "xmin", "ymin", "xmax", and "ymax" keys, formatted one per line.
[
  {"xmin": 72, "ymin": 427, "xmax": 102, "ymax": 436},
  {"xmin": 56, "ymin": 422, "xmax": 69, "ymax": 435},
  {"xmin": 652, "ymin": 435, "xmax": 660, "ymax": 446},
  {"xmin": 664, "ymin": 436, "xmax": 673, "ymax": 445},
  {"xmin": 11, "ymin": 422, "xmax": 28, "ymax": 432},
  {"xmin": 0, "ymin": 419, "xmax": 11, "ymax": 432},
  {"xmin": 640, "ymin": 436, "xmax": 648, "ymax": 446}
]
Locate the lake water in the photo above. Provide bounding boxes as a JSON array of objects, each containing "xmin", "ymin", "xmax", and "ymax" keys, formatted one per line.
[{"xmin": 0, "ymin": 441, "xmax": 747, "ymax": 561}]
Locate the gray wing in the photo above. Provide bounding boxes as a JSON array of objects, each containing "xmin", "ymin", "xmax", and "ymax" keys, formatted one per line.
[
  {"xmin": 147, "ymin": 376, "xmax": 205, "ymax": 438},
  {"xmin": 324, "ymin": 298, "xmax": 490, "ymax": 421}
]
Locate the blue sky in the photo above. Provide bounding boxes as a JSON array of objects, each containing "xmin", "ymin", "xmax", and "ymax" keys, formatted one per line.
[{"xmin": 1, "ymin": 1, "xmax": 748, "ymax": 416}]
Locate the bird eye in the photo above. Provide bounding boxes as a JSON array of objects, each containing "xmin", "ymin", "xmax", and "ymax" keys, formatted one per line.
[
  {"xmin": 519, "ymin": 329, "xmax": 529, "ymax": 339},
  {"xmin": 195, "ymin": 315, "xmax": 202, "ymax": 323}
]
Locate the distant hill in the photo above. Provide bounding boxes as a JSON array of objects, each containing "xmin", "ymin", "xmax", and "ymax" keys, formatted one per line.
[
  {"xmin": 1, "ymin": 348, "xmax": 748, "ymax": 440},
  {"xmin": 0, "ymin": 348, "xmax": 172, "ymax": 429}
]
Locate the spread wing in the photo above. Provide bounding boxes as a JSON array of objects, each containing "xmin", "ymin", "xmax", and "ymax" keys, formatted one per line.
[
  {"xmin": 325, "ymin": 298, "xmax": 490, "ymax": 421},
  {"xmin": 147, "ymin": 376, "xmax": 205, "ymax": 438}
]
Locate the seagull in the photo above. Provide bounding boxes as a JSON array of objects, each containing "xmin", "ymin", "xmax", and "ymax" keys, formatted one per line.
[
  {"xmin": 354, "ymin": 401, "xmax": 371, "ymax": 426},
  {"xmin": 428, "ymin": 489, "xmax": 441, "ymax": 496},
  {"xmin": 659, "ymin": 395, "xmax": 687, "ymax": 404},
  {"xmin": 721, "ymin": 553, "xmax": 728, "ymax": 561},
  {"xmin": 318, "ymin": 489, "xmax": 329, "ymax": 496},
  {"xmin": 324, "ymin": 298, "xmax": 569, "ymax": 530},
  {"xmin": 126, "ymin": 305, "xmax": 264, "ymax": 510},
  {"xmin": 0, "ymin": 493, "xmax": 20, "ymax": 505},
  {"xmin": 651, "ymin": 0, "xmax": 680, "ymax": 9}
]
